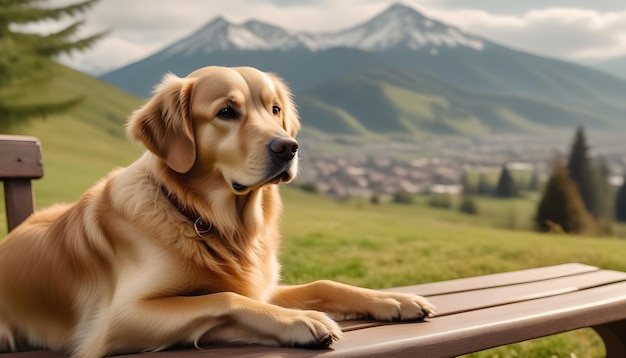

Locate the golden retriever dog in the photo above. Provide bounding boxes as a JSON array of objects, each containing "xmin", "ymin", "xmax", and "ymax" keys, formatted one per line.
[{"xmin": 0, "ymin": 66, "xmax": 434, "ymax": 357}]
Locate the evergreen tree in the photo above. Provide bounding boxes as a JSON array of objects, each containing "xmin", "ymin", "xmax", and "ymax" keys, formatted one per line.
[
  {"xmin": 0, "ymin": 0, "xmax": 104, "ymax": 130},
  {"xmin": 566, "ymin": 126, "xmax": 598, "ymax": 217},
  {"xmin": 460, "ymin": 171, "xmax": 474, "ymax": 194},
  {"xmin": 527, "ymin": 167, "xmax": 540, "ymax": 191},
  {"xmin": 458, "ymin": 195, "xmax": 478, "ymax": 215},
  {"xmin": 615, "ymin": 177, "xmax": 626, "ymax": 222},
  {"xmin": 392, "ymin": 189, "xmax": 413, "ymax": 204},
  {"xmin": 594, "ymin": 157, "xmax": 612, "ymax": 218},
  {"xmin": 476, "ymin": 172, "xmax": 492, "ymax": 196},
  {"xmin": 592, "ymin": 156, "xmax": 614, "ymax": 234},
  {"xmin": 535, "ymin": 164, "xmax": 594, "ymax": 234},
  {"xmin": 495, "ymin": 164, "xmax": 518, "ymax": 198},
  {"xmin": 428, "ymin": 193, "xmax": 451, "ymax": 208}
]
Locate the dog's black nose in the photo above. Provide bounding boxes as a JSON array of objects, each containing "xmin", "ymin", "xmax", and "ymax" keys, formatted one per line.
[{"xmin": 269, "ymin": 137, "xmax": 298, "ymax": 161}]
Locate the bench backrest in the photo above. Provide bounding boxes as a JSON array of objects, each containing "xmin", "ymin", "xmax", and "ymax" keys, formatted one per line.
[{"xmin": 0, "ymin": 135, "xmax": 44, "ymax": 232}]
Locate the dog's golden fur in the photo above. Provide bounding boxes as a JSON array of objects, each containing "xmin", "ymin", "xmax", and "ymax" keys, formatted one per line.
[{"xmin": 0, "ymin": 66, "xmax": 434, "ymax": 357}]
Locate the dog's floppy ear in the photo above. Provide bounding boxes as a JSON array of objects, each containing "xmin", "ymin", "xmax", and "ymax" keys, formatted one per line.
[{"xmin": 127, "ymin": 73, "xmax": 196, "ymax": 173}]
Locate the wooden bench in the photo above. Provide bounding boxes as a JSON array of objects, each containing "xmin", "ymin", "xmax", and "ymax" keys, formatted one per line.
[{"xmin": 2, "ymin": 135, "xmax": 626, "ymax": 357}]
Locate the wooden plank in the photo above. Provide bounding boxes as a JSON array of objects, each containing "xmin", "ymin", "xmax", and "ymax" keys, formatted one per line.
[
  {"xmin": 338, "ymin": 268, "xmax": 626, "ymax": 330},
  {"xmin": 0, "ymin": 135, "xmax": 43, "ymax": 179},
  {"xmin": 382, "ymin": 263, "xmax": 599, "ymax": 296},
  {"xmin": 325, "ymin": 281, "xmax": 626, "ymax": 357},
  {"xmin": 417, "ymin": 269, "xmax": 626, "ymax": 316}
]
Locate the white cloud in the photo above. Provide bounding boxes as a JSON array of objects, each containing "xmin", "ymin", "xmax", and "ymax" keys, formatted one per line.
[
  {"xmin": 39, "ymin": 1, "xmax": 626, "ymax": 73},
  {"xmin": 422, "ymin": 6, "xmax": 626, "ymax": 60},
  {"xmin": 52, "ymin": 0, "xmax": 397, "ymax": 73}
]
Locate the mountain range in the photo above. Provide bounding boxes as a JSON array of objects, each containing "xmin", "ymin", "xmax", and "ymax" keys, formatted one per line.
[
  {"xmin": 593, "ymin": 56, "xmax": 626, "ymax": 80},
  {"xmin": 101, "ymin": 3, "xmax": 626, "ymax": 138}
]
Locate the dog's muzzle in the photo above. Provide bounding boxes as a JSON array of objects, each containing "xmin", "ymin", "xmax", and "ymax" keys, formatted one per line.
[{"xmin": 232, "ymin": 137, "xmax": 298, "ymax": 193}]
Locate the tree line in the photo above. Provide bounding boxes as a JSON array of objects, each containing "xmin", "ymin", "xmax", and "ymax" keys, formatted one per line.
[{"xmin": 462, "ymin": 126, "xmax": 626, "ymax": 235}]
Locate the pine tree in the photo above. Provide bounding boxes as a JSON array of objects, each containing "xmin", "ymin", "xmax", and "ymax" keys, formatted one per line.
[
  {"xmin": 593, "ymin": 156, "xmax": 614, "ymax": 234},
  {"xmin": 458, "ymin": 195, "xmax": 478, "ymax": 215},
  {"xmin": 527, "ymin": 167, "xmax": 540, "ymax": 191},
  {"xmin": 535, "ymin": 164, "xmax": 594, "ymax": 234},
  {"xmin": 495, "ymin": 164, "xmax": 518, "ymax": 198},
  {"xmin": 0, "ymin": 0, "xmax": 104, "ymax": 130},
  {"xmin": 566, "ymin": 126, "xmax": 598, "ymax": 217},
  {"xmin": 615, "ymin": 177, "xmax": 626, "ymax": 222},
  {"xmin": 428, "ymin": 193, "xmax": 451, "ymax": 208},
  {"xmin": 476, "ymin": 172, "xmax": 492, "ymax": 196},
  {"xmin": 460, "ymin": 171, "xmax": 474, "ymax": 194}
]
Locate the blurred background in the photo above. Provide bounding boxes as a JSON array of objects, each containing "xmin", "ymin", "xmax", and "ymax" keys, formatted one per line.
[{"xmin": 2, "ymin": 1, "xmax": 626, "ymax": 356}]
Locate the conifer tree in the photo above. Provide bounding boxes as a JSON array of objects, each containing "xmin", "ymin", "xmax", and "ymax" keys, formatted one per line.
[
  {"xmin": 527, "ymin": 167, "xmax": 540, "ymax": 191},
  {"xmin": 566, "ymin": 126, "xmax": 598, "ymax": 217},
  {"xmin": 458, "ymin": 195, "xmax": 478, "ymax": 215},
  {"xmin": 535, "ymin": 163, "xmax": 594, "ymax": 234},
  {"xmin": 460, "ymin": 171, "xmax": 474, "ymax": 194},
  {"xmin": 495, "ymin": 164, "xmax": 518, "ymax": 198},
  {"xmin": 615, "ymin": 177, "xmax": 626, "ymax": 222},
  {"xmin": 0, "ymin": 0, "xmax": 103, "ymax": 130},
  {"xmin": 476, "ymin": 172, "xmax": 492, "ymax": 196},
  {"xmin": 594, "ymin": 157, "xmax": 612, "ymax": 218},
  {"xmin": 592, "ymin": 156, "xmax": 614, "ymax": 235}
]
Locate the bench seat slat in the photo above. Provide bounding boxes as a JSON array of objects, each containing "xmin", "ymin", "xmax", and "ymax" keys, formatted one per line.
[
  {"xmin": 422, "ymin": 269, "xmax": 626, "ymax": 316},
  {"xmin": 337, "ymin": 268, "xmax": 626, "ymax": 331},
  {"xmin": 383, "ymin": 263, "xmax": 599, "ymax": 296},
  {"xmin": 328, "ymin": 281, "xmax": 626, "ymax": 357}
]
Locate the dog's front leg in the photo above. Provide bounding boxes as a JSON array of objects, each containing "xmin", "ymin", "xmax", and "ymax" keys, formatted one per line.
[
  {"xmin": 271, "ymin": 280, "xmax": 435, "ymax": 321},
  {"xmin": 75, "ymin": 292, "xmax": 342, "ymax": 357}
]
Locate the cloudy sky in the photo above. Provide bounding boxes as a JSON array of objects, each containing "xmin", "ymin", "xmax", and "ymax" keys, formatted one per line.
[{"xmin": 43, "ymin": 0, "xmax": 626, "ymax": 74}]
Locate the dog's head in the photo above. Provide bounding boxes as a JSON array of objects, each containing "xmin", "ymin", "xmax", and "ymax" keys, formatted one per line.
[{"xmin": 127, "ymin": 66, "xmax": 300, "ymax": 195}]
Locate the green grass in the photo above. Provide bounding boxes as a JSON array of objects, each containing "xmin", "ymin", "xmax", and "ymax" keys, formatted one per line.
[
  {"xmin": 409, "ymin": 193, "xmax": 541, "ymax": 231},
  {"xmin": 280, "ymin": 189, "xmax": 626, "ymax": 285},
  {"xmin": 279, "ymin": 188, "xmax": 623, "ymax": 357}
]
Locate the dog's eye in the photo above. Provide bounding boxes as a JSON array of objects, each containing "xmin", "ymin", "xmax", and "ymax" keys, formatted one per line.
[
  {"xmin": 217, "ymin": 106, "xmax": 240, "ymax": 120},
  {"xmin": 272, "ymin": 105, "xmax": 281, "ymax": 116}
]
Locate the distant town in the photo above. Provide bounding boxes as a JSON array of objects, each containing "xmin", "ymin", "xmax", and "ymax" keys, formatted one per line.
[{"xmin": 294, "ymin": 133, "xmax": 626, "ymax": 200}]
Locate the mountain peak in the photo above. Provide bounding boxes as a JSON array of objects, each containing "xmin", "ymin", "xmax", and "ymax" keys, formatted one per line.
[
  {"xmin": 379, "ymin": 3, "xmax": 427, "ymax": 18},
  {"xmin": 365, "ymin": 3, "xmax": 483, "ymax": 51},
  {"xmin": 200, "ymin": 16, "xmax": 230, "ymax": 32},
  {"xmin": 163, "ymin": 16, "xmax": 300, "ymax": 56},
  {"xmin": 162, "ymin": 3, "xmax": 484, "ymax": 56}
]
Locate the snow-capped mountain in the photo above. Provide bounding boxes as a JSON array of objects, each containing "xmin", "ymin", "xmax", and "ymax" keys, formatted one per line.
[
  {"xmin": 163, "ymin": 4, "xmax": 484, "ymax": 57},
  {"xmin": 101, "ymin": 2, "xmax": 626, "ymax": 137},
  {"xmin": 164, "ymin": 17, "xmax": 302, "ymax": 56},
  {"xmin": 299, "ymin": 4, "xmax": 484, "ymax": 52}
]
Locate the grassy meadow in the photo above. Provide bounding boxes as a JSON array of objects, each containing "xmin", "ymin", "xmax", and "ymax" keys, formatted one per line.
[{"xmin": 2, "ymin": 63, "xmax": 625, "ymax": 357}]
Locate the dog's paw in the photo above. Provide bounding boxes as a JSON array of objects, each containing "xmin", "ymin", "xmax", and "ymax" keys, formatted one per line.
[
  {"xmin": 282, "ymin": 310, "xmax": 343, "ymax": 349},
  {"xmin": 367, "ymin": 292, "xmax": 435, "ymax": 322}
]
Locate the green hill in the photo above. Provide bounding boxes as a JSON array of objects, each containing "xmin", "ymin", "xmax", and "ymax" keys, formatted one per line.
[
  {"xmin": 592, "ymin": 56, "xmax": 626, "ymax": 80},
  {"xmin": 297, "ymin": 67, "xmax": 615, "ymax": 138},
  {"xmin": 3, "ymin": 63, "xmax": 144, "ymax": 208}
]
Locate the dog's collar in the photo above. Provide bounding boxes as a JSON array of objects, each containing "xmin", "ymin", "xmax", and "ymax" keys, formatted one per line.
[{"xmin": 161, "ymin": 186, "xmax": 213, "ymax": 237}]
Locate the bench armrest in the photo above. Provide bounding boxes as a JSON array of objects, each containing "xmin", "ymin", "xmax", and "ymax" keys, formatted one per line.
[{"xmin": 0, "ymin": 135, "xmax": 44, "ymax": 232}]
